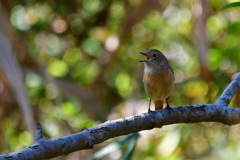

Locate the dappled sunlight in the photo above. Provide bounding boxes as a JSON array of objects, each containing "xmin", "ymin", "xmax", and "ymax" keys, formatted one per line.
[{"xmin": 1, "ymin": 0, "xmax": 240, "ymax": 159}]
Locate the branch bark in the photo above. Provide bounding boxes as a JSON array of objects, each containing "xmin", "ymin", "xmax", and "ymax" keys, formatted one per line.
[{"xmin": 1, "ymin": 71, "xmax": 240, "ymax": 159}]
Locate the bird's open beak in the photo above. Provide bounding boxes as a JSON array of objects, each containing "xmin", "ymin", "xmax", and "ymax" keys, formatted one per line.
[{"xmin": 139, "ymin": 52, "xmax": 150, "ymax": 62}]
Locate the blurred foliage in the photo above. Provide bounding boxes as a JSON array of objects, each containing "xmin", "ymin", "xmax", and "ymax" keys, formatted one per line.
[{"xmin": 1, "ymin": 0, "xmax": 240, "ymax": 159}]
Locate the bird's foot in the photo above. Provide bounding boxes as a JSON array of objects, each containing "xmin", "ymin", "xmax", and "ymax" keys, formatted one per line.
[
  {"xmin": 164, "ymin": 103, "xmax": 173, "ymax": 115},
  {"xmin": 165, "ymin": 104, "xmax": 172, "ymax": 110},
  {"xmin": 148, "ymin": 108, "xmax": 155, "ymax": 116},
  {"xmin": 165, "ymin": 97, "xmax": 172, "ymax": 110}
]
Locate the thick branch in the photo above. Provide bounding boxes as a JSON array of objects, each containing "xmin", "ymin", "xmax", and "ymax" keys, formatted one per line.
[{"xmin": 0, "ymin": 71, "xmax": 240, "ymax": 159}]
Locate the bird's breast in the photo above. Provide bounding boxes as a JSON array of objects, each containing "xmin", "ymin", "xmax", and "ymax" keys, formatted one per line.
[{"xmin": 143, "ymin": 69, "xmax": 174, "ymax": 100}]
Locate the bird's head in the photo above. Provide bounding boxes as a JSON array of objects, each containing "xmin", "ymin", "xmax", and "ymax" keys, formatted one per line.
[{"xmin": 139, "ymin": 49, "xmax": 169, "ymax": 68}]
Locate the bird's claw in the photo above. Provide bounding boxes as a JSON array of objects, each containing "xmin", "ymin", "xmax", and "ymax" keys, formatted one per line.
[
  {"xmin": 165, "ymin": 98, "xmax": 172, "ymax": 110},
  {"xmin": 165, "ymin": 104, "xmax": 172, "ymax": 110},
  {"xmin": 148, "ymin": 109, "xmax": 155, "ymax": 116}
]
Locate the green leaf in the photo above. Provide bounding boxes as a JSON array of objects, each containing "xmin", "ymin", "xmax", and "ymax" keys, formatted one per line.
[
  {"xmin": 123, "ymin": 134, "xmax": 139, "ymax": 160},
  {"xmin": 220, "ymin": 2, "xmax": 240, "ymax": 10},
  {"xmin": 86, "ymin": 133, "xmax": 140, "ymax": 160}
]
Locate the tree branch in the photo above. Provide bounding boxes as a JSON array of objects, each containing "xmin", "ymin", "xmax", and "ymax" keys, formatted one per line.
[
  {"xmin": 216, "ymin": 71, "xmax": 240, "ymax": 106},
  {"xmin": 193, "ymin": 0, "xmax": 213, "ymax": 82},
  {"xmin": 0, "ymin": 32, "xmax": 35, "ymax": 136},
  {"xmin": 1, "ymin": 71, "xmax": 240, "ymax": 159}
]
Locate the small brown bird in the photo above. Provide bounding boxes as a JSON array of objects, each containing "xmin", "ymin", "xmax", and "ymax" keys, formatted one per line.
[{"xmin": 139, "ymin": 49, "xmax": 174, "ymax": 114}]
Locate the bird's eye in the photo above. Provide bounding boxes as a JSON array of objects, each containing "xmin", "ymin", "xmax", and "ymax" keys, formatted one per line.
[{"xmin": 153, "ymin": 53, "xmax": 157, "ymax": 57}]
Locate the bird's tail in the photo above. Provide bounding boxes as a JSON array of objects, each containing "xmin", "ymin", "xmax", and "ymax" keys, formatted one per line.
[
  {"xmin": 154, "ymin": 100, "xmax": 164, "ymax": 128},
  {"xmin": 154, "ymin": 100, "xmax": 164, "ymax": 110}
]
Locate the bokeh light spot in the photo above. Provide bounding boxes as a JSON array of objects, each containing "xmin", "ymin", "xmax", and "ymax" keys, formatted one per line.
[
  {"xmin": 82, "ymin": 38, "xmax": 102, "ymax": 57},
  {"xmin": 105, "ymin": 35, "xmax": 119, "ymax": 52},
  {"xmin": 25, "ymin": 9, "xmax": 38, "ymax": 25},
  {"xmin": 63, "ymin": 48, "xmax": 82, "ymax": 65},
  {"xmin": 48, "ymin": 60, "xmax": 69, "ymax": 77},
  {"xmin": 51, "ymin": 18, "xmax": 67, "ymax": 34},
  {"xmin": 11, "ymin": 5, "xmax": 30, "ymax": 31},
  {"xmin": 62, "ymin": 101, "xmax": 79, "ymax": 117},
  {"xmin": 115, "ymin": 73, "xmax": 136, "ymax": 97},
  {"xmin": 26, "ymin": 72, "xmax": 42, "ymax": 88},
  {"xmin": 184, "ymin": 81, "xmax": 208, "ymax": 98}
]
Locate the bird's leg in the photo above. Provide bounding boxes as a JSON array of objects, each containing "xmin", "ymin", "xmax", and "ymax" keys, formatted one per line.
[
  {"xmin": 148, "ymin": 99, "xmax": 152, "ymax": 113},
  {"xmin": 148, "ymin": 99, "xmax": 154, "ymax": 116},
  {"xmin": 165, "ymin": 97, "xmax": 171, "ymax": 110}
]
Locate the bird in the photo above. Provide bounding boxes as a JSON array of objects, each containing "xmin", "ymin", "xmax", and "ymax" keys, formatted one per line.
[{"xmin": 139, "ymin": 49, "xmax": 174, "ymax": 114}]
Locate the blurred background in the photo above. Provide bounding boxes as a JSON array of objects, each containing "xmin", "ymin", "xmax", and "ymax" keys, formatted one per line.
[{"xmin": 0, "ymin": 0, "xmax": 240, "ymax": 159}]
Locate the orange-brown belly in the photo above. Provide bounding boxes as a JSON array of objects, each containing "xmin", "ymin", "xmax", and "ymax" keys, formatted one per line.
[{"xmin": 143, "ymin": 69, "xmax": 174, "ymax": 100}]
